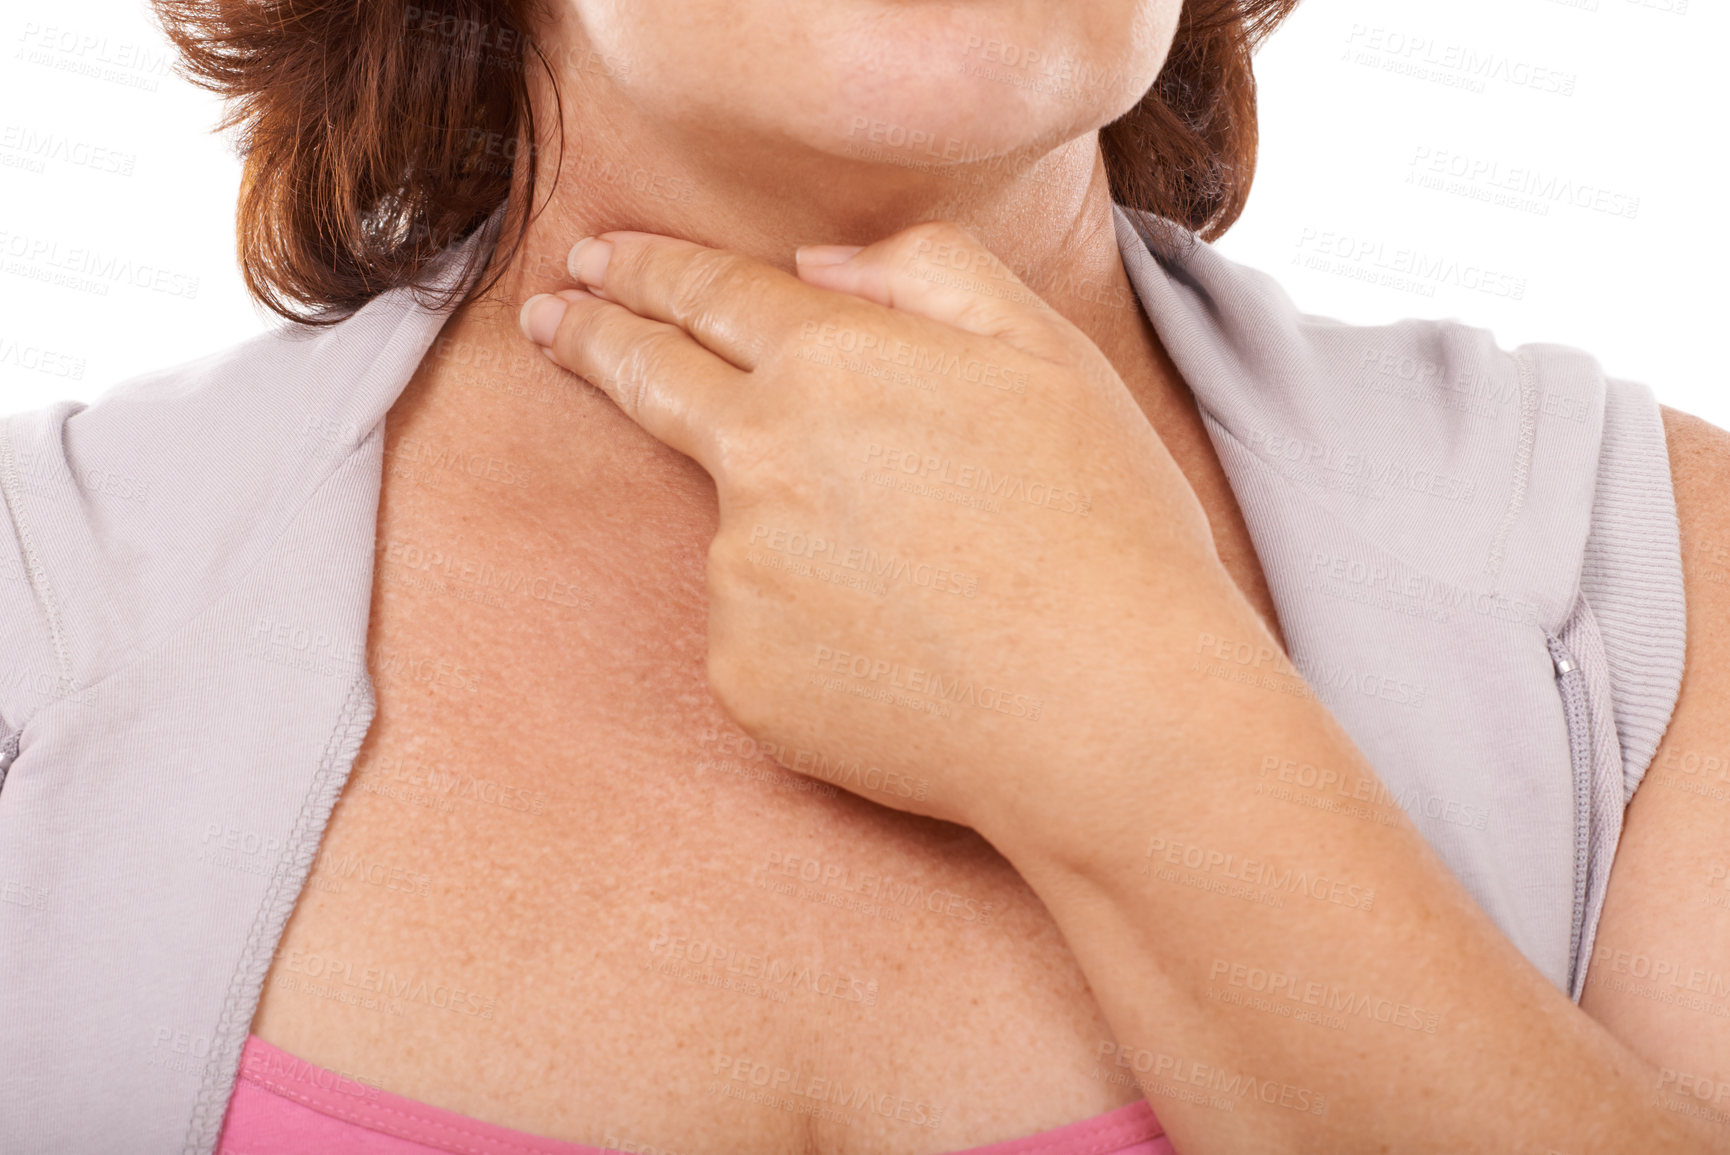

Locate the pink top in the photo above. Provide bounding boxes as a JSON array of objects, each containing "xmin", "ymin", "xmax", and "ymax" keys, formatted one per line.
[{"xmin": 218, "ymin": 1035, "xmax": 1174, "ymax": 1155}]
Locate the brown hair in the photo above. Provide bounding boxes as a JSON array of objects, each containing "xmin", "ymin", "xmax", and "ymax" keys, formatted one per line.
[{"xmin": 154, "ymin": 0, "xmax": 1300, "ymax": 325}]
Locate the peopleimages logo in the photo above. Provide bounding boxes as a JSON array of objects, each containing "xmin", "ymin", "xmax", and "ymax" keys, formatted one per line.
[
  {"xmin": 1293, "ymin": 228, "xmax": 1526, "ymax": 301},
  {"xmin": 1095, "ymin": 1041, "xmax": 1329, "ymax": 1116},
  {"xmin": 0, "ymin": 125, "xmax": 136, "ymax": 175},
  {"xmin": 1408, "ymin": 146, "xmax": 1640, "ymax": 220},
  {"xmin": 711, "ymin": 1053, "xmax": 947, "ymax": 1131},
  {"xmin": 863, "ymin": 442, "xmax": 1092, "ymax": 516},
  {"xmin": 809, "ymin": 643, "xmax": 1043, "ymax": 720},
  {"xmin": 648, "ymin": 932, "xmax": 880, "ymax": 1008},
  {"xmin": 1143, "ymin": 835, "xmax": 1377, "ymax": 911},
  {"xmin": 0, "ymin": 230, "xmax": 200, "ymax": 298},
  {"xmin": 796, "ymin": 319, "xmax": 1029, "ymax": 393},
  {"xmin": 1207, "ymin": 958, "xmax": 1442, "ymax": 1035},
  {"xmin": 1246, "ymin": 428, "xmax": 1477, "ymax": 504},
  {"xmin": 701, "ymin": 728, "xmax": 931, "ymax": 802},
  {"xmin": 1258, "ymin": 756, "xmax": 1488, "ymax": 831},
  {"xmin": 1342, "ymin": 25, "xmax": 1577, "ymax": 97},
  {"xmin": 751, "ymin": 525, "xmax": 979, "ymax": 598},
  {"xmin": 1306, "ymin": 551, "xmax": 1544, "ymax": 628}
]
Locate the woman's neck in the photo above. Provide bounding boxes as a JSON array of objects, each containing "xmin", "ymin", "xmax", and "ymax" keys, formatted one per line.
[
  {"xmin": 469, "ymin": 118, "xmax": 1178, "ymax": 408},
  {"xmin": 404, "ymin": 97, "xmax": 1209, "ymax": 513},
  {"xmin": 487, "ymin": 119, "xmax": 1135, "ymax": 342},
  {"xmin": 389, "ymin": 115, "xmax": 1280, "ymax": 641}
]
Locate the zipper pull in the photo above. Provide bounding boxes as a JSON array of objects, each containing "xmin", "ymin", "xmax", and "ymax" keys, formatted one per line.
[{"xmin": 1550, "ymin": 636, "xmax": 1578, "ymax": 677}]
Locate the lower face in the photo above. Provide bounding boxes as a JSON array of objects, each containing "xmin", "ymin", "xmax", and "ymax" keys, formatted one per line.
[{"xmin": 553, "ymin": 0, "xmax": 1180, "ymax": 171}]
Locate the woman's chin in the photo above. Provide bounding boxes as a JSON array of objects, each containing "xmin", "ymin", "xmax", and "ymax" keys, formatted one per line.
[
  {"xmin": 785, "ymin": 83, "xmax": 1114, "ymax": 175},
  {"xmin": 799, "ymin": 54, "xmax": 1149, "ymax": 168}
]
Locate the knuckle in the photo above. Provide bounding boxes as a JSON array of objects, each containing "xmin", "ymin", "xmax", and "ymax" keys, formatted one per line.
[
  {"xmin": 609, "ymin": 325, "xmax": 682, "ymax": 414},
  {"xmin": 670, "ymin": 250, "xmax": 793, "ymax": 348},
  {"xmin": 705, "ymin": 644, "xmax": 770, "ymax": 735},
  {"xmin": 709, "ymin": 415, "xmax": 782, "ymax": 493},
  {"xmin": 905, "ymin": 219, "xmax": 974, "ymax": 250},
  {"xmin": 705, "ymin": 652, "xmax": 742, "ymax": 716},
  {"xmin": 669, "ymin": 250, "xmax": 751, "ymax": 322},
  {"xmin": 1003, "ymin": 322, "xmax": 1081, "ymax": 372},
  {"xmin": 662, "ymin": 248, "xmax": 815, "ymax": 356},
  {"xmin": 707, "ymin": 529, "xmax": 751, "ymax": 588},
  {"xmin": 898, "ymin": 220, "xmax": 980, "ymax": 266},
  {"xmin": 613, "ymin": 324, "xmax": 676, "ymax": 381}
]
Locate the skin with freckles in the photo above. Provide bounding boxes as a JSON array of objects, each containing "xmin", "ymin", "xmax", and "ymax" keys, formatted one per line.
[
  {"xmin": 251, "ymin": 4, "xmax": 1229, "ymax": 1153},
  {"xmin": 517, "ymin": 224, "xmax": 1242, "ymax": 830},
  {"xmin": 518, "ymin": 223, "xmax": 1730, "ymax": 1152},
  {"xmin": 248, "ymin": 0, "xmax": 1730, "ymax": 1150}
]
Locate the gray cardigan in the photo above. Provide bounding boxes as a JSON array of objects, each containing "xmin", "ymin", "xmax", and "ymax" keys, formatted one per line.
[{"xmin": 0, "ymin": 204, "xmax": 1686, "ymax": 1154}]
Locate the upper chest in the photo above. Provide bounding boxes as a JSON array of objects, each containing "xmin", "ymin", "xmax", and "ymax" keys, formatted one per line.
[{"xmin": 253, "ymin": 374, "xmax": 1221, "ymax": 1149}]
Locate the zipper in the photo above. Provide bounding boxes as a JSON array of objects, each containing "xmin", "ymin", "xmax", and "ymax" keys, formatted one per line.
[{"xmin": 1546, "ymin": 633, "xmax": 1591, "ymax": 995}]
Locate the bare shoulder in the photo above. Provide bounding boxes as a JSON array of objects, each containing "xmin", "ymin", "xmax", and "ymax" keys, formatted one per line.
[
  {"xmin": 1665, "ymin": 405, "xmax": 1730, "ymax": 517},
  {"xmin": 1660, "ymin": 404, "xmax": 1730, "ymax": 679},
  {"xmin": 1578, "ymin": 406, "xmax": 1730, "ymax": 1083}
]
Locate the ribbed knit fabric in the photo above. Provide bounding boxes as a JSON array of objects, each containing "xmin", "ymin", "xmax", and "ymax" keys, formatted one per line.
[
  {"xmin": 1551, "ymin": 376, "xmax": 1686, "ymax": 1000},
  {"xmin": 1578, "ymin": 379, "xmax": 1689, "ymax": 803}
]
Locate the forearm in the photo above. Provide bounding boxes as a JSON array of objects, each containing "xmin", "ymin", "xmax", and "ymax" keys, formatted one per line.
[{"xmin": 972, "ymin": 592, "xmax": 1721, "ymax": 1155}]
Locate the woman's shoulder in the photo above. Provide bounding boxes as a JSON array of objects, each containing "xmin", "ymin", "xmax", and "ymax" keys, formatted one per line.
[
  {"xmin": 0, "ymin": 286, "xmax": 443, "ymax": 732},
  {"xmin": 1659, "ymin": 402, "xmax": 1730, "ymax": 692},
  {"xmin": 1659, "ymin": 404, "xmax": 1730, "ymax": 678},
  {"xmin": 1661, "ymin": 403, "xmax": 1730, "ymax": 493},
  {"xmin": 55, "ymin": 280, "xmax": 443, "ymax": 461},
  {"xmin": 1121, "ymin": 205, "xmax": 1658, "ymax": 624},
  {"xmin": 1121, "ymin": 202, "xmax": 1703, "ymax": 813}
]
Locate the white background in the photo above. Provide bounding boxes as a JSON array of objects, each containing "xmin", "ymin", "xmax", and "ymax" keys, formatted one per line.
[{"xmin": 1, "ymin": 0, "xmax": 1723, "ymax": 424}]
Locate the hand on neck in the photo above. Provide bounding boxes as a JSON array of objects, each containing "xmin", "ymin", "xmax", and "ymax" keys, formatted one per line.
[{"xmin": 400, "ymin": 7, "xmax": 1194, "ymax": 528}]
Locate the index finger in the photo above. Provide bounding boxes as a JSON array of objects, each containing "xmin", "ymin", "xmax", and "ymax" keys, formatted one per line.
[
  {"xmin": 521, "ymin": 287, "xmax": 743, "ymax": 474},
  {"xmin": 567, "ymin": 231, "xmax": 833, "ymax": 371}
]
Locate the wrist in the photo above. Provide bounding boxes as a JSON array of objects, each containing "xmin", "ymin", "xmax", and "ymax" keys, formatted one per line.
[{"xmin": 963, "ymin": 579, "xmax": 1297, "ymax": 859}]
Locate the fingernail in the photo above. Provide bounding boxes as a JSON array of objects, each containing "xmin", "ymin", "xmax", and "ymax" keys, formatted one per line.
[
  {"xmin": 567, "ymin": 236, "xmax": 613, "ymax": 286},
  {"xmin": 519, "ymin": 293, "xmax": 569, "ymax": 345},
  {"xmin": 795, "ymin": 244, "xmax": 864, "ymax": 268}
]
